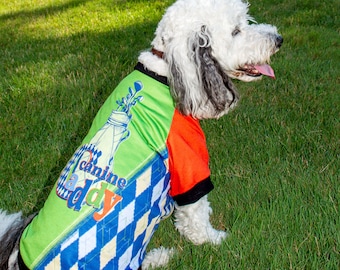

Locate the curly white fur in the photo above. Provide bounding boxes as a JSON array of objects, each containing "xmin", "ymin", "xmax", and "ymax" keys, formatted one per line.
[
  {"xmin": 0, "ymin": 211, "xmax": 34, "ymax": 270},
  {"xmin": 140, "ymin": 0, "xmax": 281, "ymax": 267},
  {"xmin": 174, "ymin": 195, "xmax": 227, "ymax": 245},
  {"xmin": 0, "ymin": 211, "xmax": 22, "ymax": 240},
  {"xmin": 141, "ymin": 196, "xmax": 227, "ymax": 269},
  {"xmin": 142, "ymin": 247, "xmax": 175, "ymax": 269},
  {"xmin": 139, "ymin": 0, "xmax": 282, "ymax": 119}
]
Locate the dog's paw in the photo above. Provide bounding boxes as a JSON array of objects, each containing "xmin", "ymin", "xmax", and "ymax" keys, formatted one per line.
[
  {"xmin": 174, "ymin": 195, "xmax": 229, "ymax": 246},
  {"xmin": 206, "ymin": 228, "xmax": 228, "ymax": 245},
  {"xmin": 142, "ymin": 247, "xmax": 175, "ymax": 269},
  {"xmin": 180, "ymin": 226, "xmax": 228, "ymax": 245}
]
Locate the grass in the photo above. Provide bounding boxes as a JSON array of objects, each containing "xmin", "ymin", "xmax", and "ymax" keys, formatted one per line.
[{"xmin": 0, "ymin": 0, "xmax": 339, "ymax": 269}]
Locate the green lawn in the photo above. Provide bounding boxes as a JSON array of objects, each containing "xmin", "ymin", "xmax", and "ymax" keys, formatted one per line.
[{"xmin": 0, "ymin": 0, "xmax": 339, "ymax": 269}]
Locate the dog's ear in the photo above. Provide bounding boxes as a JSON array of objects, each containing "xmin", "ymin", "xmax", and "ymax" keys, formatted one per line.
[
  {"xmin": 193, "ymin": 25, "xmax": 239, "ymax": 117},
  {"xmin": 166, "ymin": 25, "xmax": 239, "ymax": 119}
]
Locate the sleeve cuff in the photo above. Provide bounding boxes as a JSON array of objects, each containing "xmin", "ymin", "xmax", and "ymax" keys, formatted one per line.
[{"xmin": 172, "ymin": 177, "xmax": 214, "ymax": 206}]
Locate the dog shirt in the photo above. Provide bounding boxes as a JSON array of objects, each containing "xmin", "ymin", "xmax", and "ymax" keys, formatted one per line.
[{"xmin": 19, "ymin": 63, "xmax": 213, "ymax": 270}]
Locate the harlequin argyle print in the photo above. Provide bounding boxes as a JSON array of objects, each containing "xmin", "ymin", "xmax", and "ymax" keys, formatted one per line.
[{"xmin": 38, "ymin": 156, "xmax": 174, "ymax": 269}]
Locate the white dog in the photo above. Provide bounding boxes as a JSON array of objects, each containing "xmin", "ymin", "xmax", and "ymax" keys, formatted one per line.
[{"xmin": 0, "ymin": 0, "xmax": 282, "ymax": 269}]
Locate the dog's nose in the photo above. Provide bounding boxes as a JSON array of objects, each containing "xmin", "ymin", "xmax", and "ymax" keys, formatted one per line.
[{"xmin": 276, "ymin": 35, "xmax": 283, "ymax": 48}]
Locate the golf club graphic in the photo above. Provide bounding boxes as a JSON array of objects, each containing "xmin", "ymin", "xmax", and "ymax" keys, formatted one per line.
[{"xmin": 56, "ymin": 81, "xmax": 143, "ymax": 202}]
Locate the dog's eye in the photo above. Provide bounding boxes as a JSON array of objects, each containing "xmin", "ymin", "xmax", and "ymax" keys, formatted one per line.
[{"xmin": 232, "ymin": 27, "xmax": 241, "ymax": 36}]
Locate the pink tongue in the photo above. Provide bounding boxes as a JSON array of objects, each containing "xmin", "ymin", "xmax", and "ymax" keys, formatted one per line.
[{"xmin": 254, "ymin": 64, "xmax": 275, "ymax": 79}]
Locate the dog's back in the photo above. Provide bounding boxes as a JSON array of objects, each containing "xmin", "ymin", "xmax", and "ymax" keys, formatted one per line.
[{"xmin": 0, "ymin": 211, "xmax": 35, "ymax": 270}]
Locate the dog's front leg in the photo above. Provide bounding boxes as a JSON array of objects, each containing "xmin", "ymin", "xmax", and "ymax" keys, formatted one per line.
[{"xmin": 174, "ymin": 195, "xmax": 227, "ymax": 245}]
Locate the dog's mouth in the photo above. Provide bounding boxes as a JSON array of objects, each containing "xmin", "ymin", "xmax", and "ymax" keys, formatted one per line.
[{"xmin": 237, "ymin": 63, "xmax": 276, "ymax": 79}]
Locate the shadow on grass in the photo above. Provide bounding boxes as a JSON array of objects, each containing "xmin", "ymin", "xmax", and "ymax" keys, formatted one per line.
[
  {"xmin": 0, "ymin": 0, "xmax": 90, "ymax": 21},
  {"xmin": 37, "ymin": 26, "xmax": 158, "ymax": 211},
  {"xmin": 0, "ymin": 0, "xmax": 150, "ymax": 21},
  {"xmin": 0, "ymin": 0, "xmax": 163, "ymax": 212}
]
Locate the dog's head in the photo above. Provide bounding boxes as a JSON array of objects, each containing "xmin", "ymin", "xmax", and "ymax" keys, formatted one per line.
[{"xmin": 140, "ymin": 0, "xmax": 283, "ymax": 119}]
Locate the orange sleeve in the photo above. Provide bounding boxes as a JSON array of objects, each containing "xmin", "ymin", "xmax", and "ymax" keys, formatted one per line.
[{"xmin": 166, "ymin": 110, "xmax": 214, "ymax": 206}]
